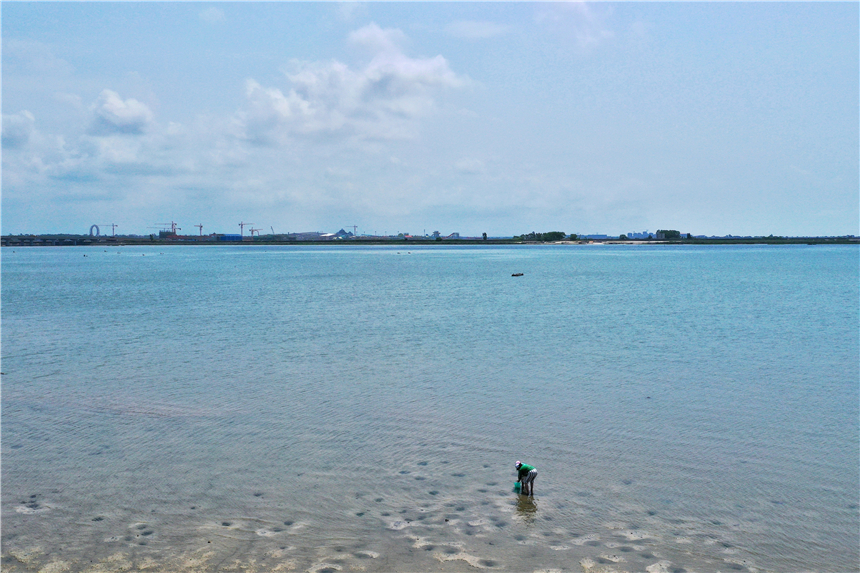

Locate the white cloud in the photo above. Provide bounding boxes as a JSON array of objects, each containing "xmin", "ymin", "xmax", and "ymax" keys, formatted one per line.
[
  {"xmin": 237, "ymin": 79, "xmax": 315, "ymax": 143},
  {"xmin": 88, "ymin": 89, "xmax": 154, "ymax": 136},
  {"xmin": 347, "ymin": 22, "xmax": 407, "ymax": 54},
  {"xmin": 234, "ymin": 24, "xmax": 465, "ymax": 144},
  {"xmin": 199, "ymin": 7, "xmax": 225, "ymax": 24},
  {"xmin": 446, "ymin": 21, "xmax": 511, "ymax": 40},
  {"xmin": 91, "ymin": 136, "xmax": 146, "ymax": 166},
  {"xmin": 5, "ymin": 25, "xmax": 468, "ymax": 213},
  {"xmin": 2, "ymin": 110, "xmax": 36, "ymax": 149},
  {"xmin": 2, "ymin": 121, "xmax": 82, "ymax": 189}
]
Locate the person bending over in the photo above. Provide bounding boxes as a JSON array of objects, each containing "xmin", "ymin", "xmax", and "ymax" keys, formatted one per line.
[{"xmin": 516, "ymin": 461, "xmax": 537, "ymax": 495}]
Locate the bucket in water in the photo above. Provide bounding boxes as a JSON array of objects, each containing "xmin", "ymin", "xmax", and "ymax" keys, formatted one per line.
[{"xmin": 513, "ymin": 481, "xmax": 521, "ymax": 492}]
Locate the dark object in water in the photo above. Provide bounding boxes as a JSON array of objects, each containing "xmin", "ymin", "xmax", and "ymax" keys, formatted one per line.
[{"xmin": 512, "ymin": 273, "xmax": 524, "ymax": 277}]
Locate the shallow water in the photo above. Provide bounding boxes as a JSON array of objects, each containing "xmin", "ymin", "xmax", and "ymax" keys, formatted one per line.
[{"xmin": 2, "ymin": 244, "xmax": 858, "ymax": 572}]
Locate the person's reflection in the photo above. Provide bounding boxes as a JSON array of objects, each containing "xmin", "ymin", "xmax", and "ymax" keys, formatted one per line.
[{"xmin": 515, "ymin": 493, "xmax": 538, "ymax": 524}]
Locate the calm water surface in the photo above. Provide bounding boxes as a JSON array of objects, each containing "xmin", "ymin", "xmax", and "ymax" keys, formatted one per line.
[{"xmin": 2, "ymin": 244, "xmax": 858, "ymax": 572}]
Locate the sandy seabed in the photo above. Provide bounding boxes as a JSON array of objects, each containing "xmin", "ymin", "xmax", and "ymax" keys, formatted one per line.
[{"xmin": 2, "ymin": 487, "xmax": 763, "ymax": 573}]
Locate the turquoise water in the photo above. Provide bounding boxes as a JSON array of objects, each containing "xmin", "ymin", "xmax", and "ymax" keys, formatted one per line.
[{"xmin": 2, "ymin": 244, "xmax": 858, "ymax": 572}]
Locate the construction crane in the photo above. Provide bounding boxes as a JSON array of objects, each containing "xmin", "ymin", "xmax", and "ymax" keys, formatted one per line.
[
  {"xmin": 249, "ymin": 228, "xmax": 262, "ymax": 237},
  {"xmin": 239, "ymin": 222, "xmax": 252, "ymax": 237},
  {"xmin": 193, "ymin": 224, "xmax": 203, "ymax": 236},
  {"xmin": 271, "ymin": 226, "xmax": 275, "ymax": 236},
  {"xmin": 148, "ymin": 221, "xmax": 180, "ymax": 235},
  {"xmin": 97, "ymin": 224, "xmax": 119, "ymax": 236},
  {"xmin": 345, "ymin": 225, "xmax": 358, "ymax": 236}
]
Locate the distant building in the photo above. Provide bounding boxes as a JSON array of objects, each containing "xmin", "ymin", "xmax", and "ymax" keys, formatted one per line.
[
  {"xmin": 291, "ymin": 232, "xmax": 325, "ymax": 241},
  {"xmin": 627, "ymin": 231, "xmax": 651, "ymax": 239}
]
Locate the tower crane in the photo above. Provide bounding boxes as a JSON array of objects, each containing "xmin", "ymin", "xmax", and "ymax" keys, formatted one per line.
[
  {"xmin": 344, "ymin": 225, "xmax": 358, "ymax": 236},
  {"xmin": 239, "ymin": 222, "xmax": 252, "ymax": 237},
  {"xmin": 249, "ymin": 228, "xmax": 262, "ymax": 237},
  {"xmin": 148, "ymin": 221, "xmax": 180, "ymax": 235},
  {"xmin": 193, "ymin": 224, "xmax": 203, "ymax": 236},
  {"xmin": 98, "ymin": 224, "xmax": 119, "ymax": 236}
]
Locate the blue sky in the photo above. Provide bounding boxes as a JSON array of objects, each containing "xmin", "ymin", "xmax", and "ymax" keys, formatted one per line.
[{"xmin": 2, "ymin": 2, "xmax": 857, "ymax": 237}]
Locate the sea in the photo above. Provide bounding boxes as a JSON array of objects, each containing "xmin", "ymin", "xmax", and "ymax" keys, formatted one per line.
[{"xmin": 2, "ymin": 244, "xmax": 858, "ymax": 573}]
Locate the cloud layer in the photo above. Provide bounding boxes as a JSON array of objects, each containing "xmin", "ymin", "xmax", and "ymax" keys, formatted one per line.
[
  {"xmin": 88, "ymin": 90, "xmax": 154, "ymax": 136},
  {"xmin": 2, "ymin": 5, "xmax": 856, "ymax": 237},
  {"xmin": 235, "ymin": 23, "xmax": 464, "ymax": 143},
  {"xmin": 2, "ymin": 110, "xmax": 35, "ymax": 149},
  {"xmin": 2, "ymin": 24, "xmax": 473, "ymax": 231}
]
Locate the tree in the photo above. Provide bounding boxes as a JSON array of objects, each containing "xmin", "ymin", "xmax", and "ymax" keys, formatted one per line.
[
  {"xmin": 482, "ymin": 232, "xmax": 487, "ymax": 241},
  {"xmin": 539, "ymin": 231, "xmax": 566, "ymax": 241},
  {"xmin": 517, "ymin": 231, "xmax": 568, "ymax": 241},
  {"xmin": 619, "ymin": 234, "xmax": 628, "ymax": 240}
]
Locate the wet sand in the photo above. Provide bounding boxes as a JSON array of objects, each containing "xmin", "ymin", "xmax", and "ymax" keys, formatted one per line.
[{"xmin": 2, "ymin": 462, "xmax": 766, "ymax": 573}]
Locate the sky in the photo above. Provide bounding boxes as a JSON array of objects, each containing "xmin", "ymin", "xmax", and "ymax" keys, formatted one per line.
[{"xmin": 2, "ymin": 2, "xmax": 857, "ymax": 237}]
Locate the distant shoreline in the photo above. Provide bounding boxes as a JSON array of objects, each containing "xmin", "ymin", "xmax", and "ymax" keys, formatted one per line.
[{"xmin": 2, "ymin": 235, "xmax": 858, "ymax": 247}]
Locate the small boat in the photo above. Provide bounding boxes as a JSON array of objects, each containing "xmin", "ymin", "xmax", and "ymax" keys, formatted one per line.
[{"xmin": 512, "ymin": 273, "xmax": 524, "ymax": 277}]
